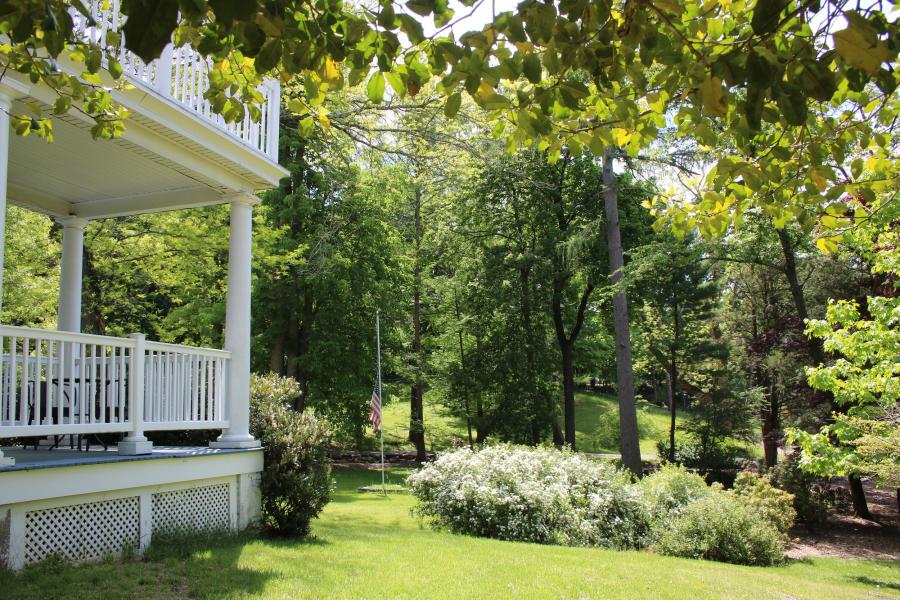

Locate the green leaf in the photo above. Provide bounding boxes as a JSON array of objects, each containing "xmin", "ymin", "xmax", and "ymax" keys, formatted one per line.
[
  {"xmin": 775, "ymin": 84, "xmax": 807, "ymax": 126},
  {"xmin": 750, "ymin": 0, "xmax": 789, "ymax": 35},
  {"xmin": 834, "ymin": 24, "xmax": 891, "ymax": 76},
  {"xmin": 366, "ymin": 72, "xmax": 386, "ymax": 103},
  {"xmin": 297, "ymin": 116, "xmax": 315, "ymax": 138},
  {"xmin": 444, "ymin": 92, "xmax": 462, "ymax": 118},
  {"xmin": 398, "ymin": 14, "xmax": 425, "ymax": 45},
  {"xmin": 744, "ymin": 85, "xmax": 764, "ymax": 131},
  {"xmin": 385, "ymin": 71, "xmax": 405, "ymax": 97},
  {"xmin": 522, "ymin": 54, "xmax": 542, "ymax": 84},
  {"xmin": 700, "ymin": 77, "xmax": 726, "ymax": 117},
  {"xmin": 108, "ymin": 58, "xmax": 123, "ymax": 80},
  {"xmin": 53, "ymin": 96, "xmax": 72, "ymax": 115},
  {"xmin": 794, "ymin": 59, "xmax": 837, "ymax": 102},
  {"xmin": 405, "ymin": 0, "xmax": 435, "ymax": 17},
  {"xmin": 121, "ymin": 0, "xmax": 179, "ymax": 63},
  {"xmin": 255, "ymin": 39, "xmax": 282, "ymax": 73},
  {"xmin": 209, "ymin": 0, "xmax": 255, "ymax": 23},
  {"xmin": 377, "ymin": 4, "xmax": 397, "ymax": 29}
]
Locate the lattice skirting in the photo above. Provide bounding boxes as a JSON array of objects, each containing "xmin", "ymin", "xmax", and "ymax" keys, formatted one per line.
[
  {"xmin": 152, "ymin": 483, "xmax": 231, "ymax": 534},
  {"xmin": 25, "ymin": 496, "xmax": 140, "ymax": 564},
  {"xmin": 12, "ymin": 478, "xmax": 238, "ymax": 566}
]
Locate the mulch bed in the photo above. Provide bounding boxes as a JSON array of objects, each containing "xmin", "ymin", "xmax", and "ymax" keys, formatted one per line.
[
  {"xmin": 787, "ymin": 478, "xmax": 900, "ymax": 561},
  {"xmin": 329, "ymin": 449, "xmax": 435, "ymax": 470}
]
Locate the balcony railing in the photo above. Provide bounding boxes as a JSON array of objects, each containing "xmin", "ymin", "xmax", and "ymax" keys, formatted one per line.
[
  {"xmin": 73, "ymin": 0, "xmax": 280, "ymax": 161},
  {"xmin": 0, "ymin": 325, "xmax": 229, "ymax": 438}
]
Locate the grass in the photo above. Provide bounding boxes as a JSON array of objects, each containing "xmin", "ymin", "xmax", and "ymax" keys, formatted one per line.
[
  {"xmin": 3, "ymin": 469, "xmax": 896, "ymax": 600},
  {"xmin": 374, "ymin": 387, "xmax": 740, "ymax": 459}
]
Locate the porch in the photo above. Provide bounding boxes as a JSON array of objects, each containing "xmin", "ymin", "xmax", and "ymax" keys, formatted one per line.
[
  {"xmin": 0, "ymin": 0, "xmax": 287, "ymax": 466},
  {"xmin": 0, "ymin": 0, "xmax": 284, "ymax": 570},
  {"xmin": 0, "ymin": 445, "xmax": 262, "ymax": 569}
]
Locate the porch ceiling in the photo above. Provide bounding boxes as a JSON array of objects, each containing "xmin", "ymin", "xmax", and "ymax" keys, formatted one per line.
[{"xmin": 8, "ymin": 98, "xmax": 270, "ymax": 220}]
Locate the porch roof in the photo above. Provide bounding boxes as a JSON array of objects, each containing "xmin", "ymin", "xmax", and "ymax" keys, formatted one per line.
[{"xmin": 7, "ymin": 94, "xmax": 285, "ymax": 220}]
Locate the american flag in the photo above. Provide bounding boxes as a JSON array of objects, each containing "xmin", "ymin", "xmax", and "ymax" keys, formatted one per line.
[{"xmin": 368, "ymin": 379, "xmax": 382, "ymax": 431}]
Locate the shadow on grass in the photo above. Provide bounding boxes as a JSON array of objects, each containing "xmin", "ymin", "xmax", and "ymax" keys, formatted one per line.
[
  {"xmin": 853, "ymin": 575, "xmax": 900, "ymax": 592},
  {"xmin": 140, "ymin": 530, "xmax": 278, "ymax": 599},
  {"xmin": 0, "ymin": 532, "xmax": 279, "ymax": 600}
]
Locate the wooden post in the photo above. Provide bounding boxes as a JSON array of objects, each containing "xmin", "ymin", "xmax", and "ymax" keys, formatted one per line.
[{"xmin": 119, "ymin": 332, "xmax": 152, "ymax": 455}]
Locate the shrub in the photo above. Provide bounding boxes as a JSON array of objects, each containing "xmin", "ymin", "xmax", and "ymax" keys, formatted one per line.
[
  {"xmin": 732, "ymin": 471, "xmax": 796, "ymax": 534},
  {"xmin": 656, "ymin": 437, "xmax": 741, "ymax": 471},
  {"xmin": 767, "ymin": 454, "xmax": 829, "ymax": 528},
  {"xmin": 250, "ymin": 373, "xmax": 332, "ymax": 536},
  {"xmin": 656, "ymin": 494, "xmax": 787, "ymax": 566},
  {"xmin": 640, "ymin": 464, "xmax": 715, "ymax": 529},
  {"xmin": 407, "ymin": 445, "xmax": 650, "ymax": 549}
]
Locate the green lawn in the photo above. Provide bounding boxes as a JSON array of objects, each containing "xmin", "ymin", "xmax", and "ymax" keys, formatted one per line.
[
  {"xmin": 3, "ymin": 469, "xmax": 896, "ymax": 600},
  {"xmin": 375, "ymin": 388, "xmax": 714, "ymax": 458}
]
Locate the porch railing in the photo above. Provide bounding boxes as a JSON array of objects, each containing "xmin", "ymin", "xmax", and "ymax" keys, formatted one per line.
[
  {"xmin": 72, "ymin": 0, "xmax": 280, "ymax": 162},
  {"xmin": 0, "ymin": 325, "xmax": 229, "ymax": 439}
]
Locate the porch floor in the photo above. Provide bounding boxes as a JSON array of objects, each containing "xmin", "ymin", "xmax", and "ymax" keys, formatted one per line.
[{"xmin": 0, "ymin": 445, "xmax": 257, "ymax": 472}]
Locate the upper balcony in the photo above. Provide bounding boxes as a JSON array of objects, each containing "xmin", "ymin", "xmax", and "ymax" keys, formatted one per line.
[
  {"xmin": 1, "ymin": 0, "xmax": 287, "ymax": 222},
  {"xmin": 72, "ymin": 0, "xmax": 281, "ymax": 163}
]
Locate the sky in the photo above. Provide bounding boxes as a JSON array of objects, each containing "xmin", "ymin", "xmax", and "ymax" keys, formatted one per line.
[{"xmin": 420, "ymin": 0, "xmax": 519, "ymax": 38}]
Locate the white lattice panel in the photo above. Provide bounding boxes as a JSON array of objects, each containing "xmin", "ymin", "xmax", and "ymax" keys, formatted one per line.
[
  {"xmin": 152, "ymin": 483, "xmax": 230, "ymax": 534},
  {"xmin": 24, "ymin": 497, "xmax": 139, "ymax": 564}
]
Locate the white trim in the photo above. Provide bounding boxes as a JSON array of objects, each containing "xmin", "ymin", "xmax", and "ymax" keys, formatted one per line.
[
  {"xmin": 0, "ymin": 449, "xmax": 263, "ymax": 505},
  {"xmin": 7, "ymin": 183, "xmax": 73, "ymax": 217}
]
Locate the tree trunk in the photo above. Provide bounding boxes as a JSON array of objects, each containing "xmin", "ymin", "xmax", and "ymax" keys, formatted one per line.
[
  {"xmin": 761, "ymin": 419, "xmax": 779, "ymax": 468},
  {"xmin": 775, "ymin": 227, "xmax": 825, "ymax": 365},
  {"xmin": 666, "ymin": 365, "xmax": 676, "ymax": 462},
  {"xmin": 552, "ymin": 282, "xmax": 593, "ymax": 452},
  {"xmin": 520, "ymin": 264, "xmax": 542, "ymax": 445},
  {"xmin": 294, "ymin": 292, "xmax": 315, "ymax": 411},
  {"xmin": 561, "ymin": 342, "xmax": 576, "ymax": 450},
  {"xmin": 285, "ymin": 313, "xmax": 298, "ymax": 380},
  {"xmin": 602, "ymin": 149, "xmax": 642, "ymax": 476},
  {"xmin": 409, "ymin": 185, "xmax": 427, "ymax": 461},
  {"xmin": 269, "ymin": 332, "xmax": 285, "ymax": 374},
  {"xmin": 848, "ymin": 474, "xmax": 873, "ymax": 520},
  {"xmin": 667, "ymin": 292, "xmax": 680, "ymax": 463},
  {"xmin": 475, "ymin": 335, "xmax": 487, "ymax": 444},
  {"xmin": 761, "ymin": 386, "xmax": 780, "ymax": 468},
  {"xmin": 81, "ymin": 243, "xmax": 106, "ymax": 335},
  {"xmin": 453, "ymin": 291, "xmax": 474, "ymax": 449}
]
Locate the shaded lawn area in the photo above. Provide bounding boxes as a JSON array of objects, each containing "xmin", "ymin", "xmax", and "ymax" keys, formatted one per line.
[
  {"xmin": 2, "ymin": 469, "xmax": 897, "ymax": 600},
  {"xmin": 377, "ymin": 388, "xmax": 758, "ymax": 459}
]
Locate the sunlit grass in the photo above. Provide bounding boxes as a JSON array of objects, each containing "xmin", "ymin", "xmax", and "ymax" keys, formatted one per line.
[{"xmin": 1, "ymin": 468, "xmax": 895, "ymax": 599}]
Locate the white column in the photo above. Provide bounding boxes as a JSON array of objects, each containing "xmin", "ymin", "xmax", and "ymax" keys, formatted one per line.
[
  {"xmin": 0, "ymin": 92, "xmax": 10, "ymax": 320},
  {"xmin": 0, "ymin": 93, "xmax": 10, "ymax": 467},
  {"xmin": 212, "ymin": 196, "xmax": 260, "ymax": 449},
  {"xmin": 56, "ymin": 216, "xmax": 88, "ymax": 332}
]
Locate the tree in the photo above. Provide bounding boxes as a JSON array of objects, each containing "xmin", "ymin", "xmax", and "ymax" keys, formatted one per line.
[
  {"xmin": 789, "ymin": 195, "xmax": 899, "ymax": 511},
  {"xmin": 7, "ymin": 2, "xmax": 894, "ymax": 246},
  {"xmin": 630, "ymin": 234, "xmax": 724, "ymax": 462},
  {"xmin": 792, "ymin": 297, "xmax": 899, "ymax": 488},
  {"xmin": 1, "ymin": 206, "xmax": 59, "ymax": 327}
]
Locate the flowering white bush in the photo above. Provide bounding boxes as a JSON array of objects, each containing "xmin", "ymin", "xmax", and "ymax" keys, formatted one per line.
[{"xmin": 407, "ymin": 445, "xmax": 650, "ymax": 549}]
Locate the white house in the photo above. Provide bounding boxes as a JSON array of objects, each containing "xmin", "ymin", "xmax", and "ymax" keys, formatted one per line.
[{"xmin": 0, "ymin": 2, "xmax": 286, "ymax": 569}]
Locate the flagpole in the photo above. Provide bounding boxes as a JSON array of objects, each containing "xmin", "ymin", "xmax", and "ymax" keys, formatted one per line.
[{"xmin": 376, "ymin": 309, "xmax": 385, "ymax": 490}]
